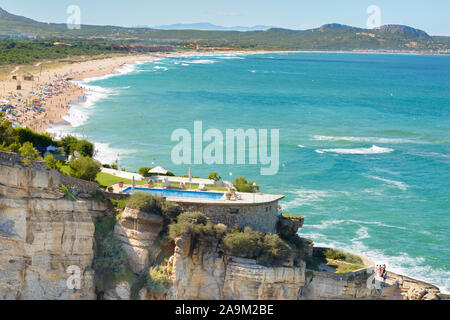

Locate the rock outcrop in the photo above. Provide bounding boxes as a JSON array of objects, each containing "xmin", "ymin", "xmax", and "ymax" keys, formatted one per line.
[
  {"xmin": 114, "ymin": 208, "xmax": 165, "ymax": 273},
  {"xmin": 0, "ymin": 153, "xmax": 108, "ymax": 300},
  {"xmin": 169, "ymin": 234, "xmax": 306, "ymax": 300}
]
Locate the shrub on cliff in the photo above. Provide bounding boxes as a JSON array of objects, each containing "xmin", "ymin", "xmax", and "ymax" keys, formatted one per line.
[
  {"xmin": 258, "ymin": 233, "xmax": 292, "ymax": 266},
  {"xmin": 19, "ymin": 141, "xmax": 39, "ymax": 160},
  {"xmin": 145, "ymin": 266, "xmax": 171, "ymax": 299},
  {"xmin": 168, "ymin": 212, "xmax": 226, "ymax": 239},
  {"xmin": 127, "ymin": 192, "xmax": 164, "ymax": 215},
  {"xmin": 93, "ymin": 217, "xmax": 128, "ymax": 275},
  {"xmin": 44, "ymin": 154, "xmax": 63, "ymax": 171},
  {"xmin": 161, "ymin": 201, "xmax": 182, "ymax": 221},
  {"xmin": 223, "ymin": 227, "xmax": 293, "ymax": 267},
  {"xmin": 223, "ymin": 227, "xmax": 263, "ymax": 258},
  {"xmin": 323, "ymin": 248, "xmax": 363, "ymax": 265},
  {"xmin": 126, "ymin": 192, "xmax": 182, "ymax": 221},
  {"xmin": 68, "ymin": 155, "xmax": 102, "ymax": 181}
]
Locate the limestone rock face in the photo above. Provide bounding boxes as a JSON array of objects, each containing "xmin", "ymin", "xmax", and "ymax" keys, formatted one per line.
[
  {"xmin": 103, "ymin": 281, "xmax": 131, "ymax": 300},
  {"xmin": 0, "ymin": 157, "xmax": 107, "ymax": 300},
  {"xmin": 170, "ymin": 235, "xmax": 226, "ymax": 300},
  {"xmin": 169, "ymin": 235, "xmax": 306, "ymax": 300},
  {"xmin": 301, "ymin": 270, "xmax": 380, "ymax": 300},
  {"xmin": 114, "ymin": 208, "xmax": 165, "ymax": 273},
  {"xmin": 223, "ymin": 257, "xmax": 306, "ymax": 299}
]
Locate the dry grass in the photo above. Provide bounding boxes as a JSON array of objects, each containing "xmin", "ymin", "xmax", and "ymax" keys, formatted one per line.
[{"xmin": 0, "ymin": 53, "xmax": 128, "ymax": 80}]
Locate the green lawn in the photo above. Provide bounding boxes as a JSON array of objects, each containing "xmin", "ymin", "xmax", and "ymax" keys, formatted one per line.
[
  {"xmin": 96, "ymin": 172, "xmax": 146, "ymax": 187},
  {"xmin": 61, "ymin": 166, "xmax": 228, "ymax": 191},
  {"xmin": 327, "ymin": 261, "xmax": 365, "ymax": 273}
]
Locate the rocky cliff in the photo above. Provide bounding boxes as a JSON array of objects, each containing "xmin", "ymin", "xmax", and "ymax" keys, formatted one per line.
[{"xmin": 0, "ymin": 152, "xmax": 108, "ymax": 299}]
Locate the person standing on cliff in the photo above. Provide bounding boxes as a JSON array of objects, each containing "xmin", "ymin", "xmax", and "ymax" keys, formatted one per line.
[{"xmin": 382, "ymin": 265, "xmax": 387, "ymax": 281}]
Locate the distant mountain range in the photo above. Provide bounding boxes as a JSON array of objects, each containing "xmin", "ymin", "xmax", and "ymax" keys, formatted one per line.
[
  {"xmin": 0, "ymin": 8, "xmax": 449, "ymax": 52},
  {"xmin": 147, "ymin": 23, "xmax": 272, "ymax": 32}
]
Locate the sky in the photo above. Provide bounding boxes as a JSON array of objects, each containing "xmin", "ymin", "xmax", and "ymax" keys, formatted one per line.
[{"xmin": 1, "ymin": 0, "xmax": 449, "ymax": 35}]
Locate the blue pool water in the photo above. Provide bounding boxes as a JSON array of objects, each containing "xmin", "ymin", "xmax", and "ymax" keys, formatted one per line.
[
  {"xmin": 52, "ymin": 52, "xmax": 450, "ymax": 292},
  {"xmin": 122, "ymin": 187, "xmax": 224, "ymax": 200}
]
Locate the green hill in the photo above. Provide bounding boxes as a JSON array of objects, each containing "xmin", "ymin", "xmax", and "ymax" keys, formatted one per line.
[{"xmin": 0, "ymin": 8, "xmax": 449, "ymax": 52}]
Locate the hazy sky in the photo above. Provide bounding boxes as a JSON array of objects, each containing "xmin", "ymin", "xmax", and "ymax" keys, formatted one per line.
[{"xmin": 1, "ymin": 0, "xmax": 449, "ymax": 35}]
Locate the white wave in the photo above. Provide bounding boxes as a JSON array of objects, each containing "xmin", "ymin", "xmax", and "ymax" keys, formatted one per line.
[
  {"xmin": 313, "ymin": 135, "xmax": 428, "ymax": 144},
  {"xmin": 367, "ymin": 175, "xmax": 410, "ymax": 191},
  {"xmin": 306, "ymin": 219, "xmax": 407, "ymax": 232},
  {"xmin": 181, "ymin": 63, "xmax": 189, "ymax": 66},
  {"xmin": 217, "ymin": 56, "xmax": 245, "ymax": 60},
  {"xmin": 316, "ymin": 145, "xmax": 394, "ymax": 155},
  {"xmin": 307, "ymin": 219, "xmax": 346, "ymax": 230},
  {"xmin": 301, "ymin": 233, "xmax": 450, "ymax": 294},
  {"xmin": 297, "ymin": 144, "xmax": 305, "ymax": 148},
  {"xmin": 346, "ymin": 219, "xmax": 407, "ymax": 230},
  {"xmin": 154, "ymin": 66, "xmax": 168, "ymax": 71},
  {"xmin": 282, "ymin": 189, "xmax": 350, "ymax": 210},
  {"xmin": 187, "ymin": 59, "xmax": 216, "ymax": 64},
  {"xmin": 282, "ymin": 189, "xmax": 332, "ymax": 210},
  {"xmin": 352, "ymin": 226, "xmax": 370, "ymax": 241},
  {"xmin": 93, "ymin": 142, "xmax": 137, "ymax": 165},
  {"xmin": 47, "ymin": 83, "xmax": 113, "ymax": 139}
]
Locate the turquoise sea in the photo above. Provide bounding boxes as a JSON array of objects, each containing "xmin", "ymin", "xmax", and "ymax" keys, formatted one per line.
[{"xmin": 50, "ymin": 52, "xmax": 450, "ymax": 292}]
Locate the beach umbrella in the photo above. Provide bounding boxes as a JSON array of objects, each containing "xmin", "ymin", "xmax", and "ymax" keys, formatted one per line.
[
  {"xmin": 132, "ymin": 176, "xmax": 135, "ymax": 192},
  {"xmin": 149, "ymin": 166, "xmax": 168, "ymax": 176}
]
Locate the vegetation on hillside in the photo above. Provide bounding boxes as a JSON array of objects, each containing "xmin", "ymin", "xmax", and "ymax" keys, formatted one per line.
[{"xmin": 0, "ymin": 39, "xmax": 119, "ymax": 65}]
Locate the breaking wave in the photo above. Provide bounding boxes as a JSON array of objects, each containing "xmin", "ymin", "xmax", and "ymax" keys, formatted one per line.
[
  {"xmin": 313, "ymin": 135, "xmax": 428, "ymax": 144},
  {"xmin": 316, "ymin": 145, "xmax": 394, "ymax": 155}
]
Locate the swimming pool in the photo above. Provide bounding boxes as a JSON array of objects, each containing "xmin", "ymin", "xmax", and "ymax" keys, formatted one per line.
[{"xmin": 122, "ymin": 187, "xmax": 224, "ymax": 200}]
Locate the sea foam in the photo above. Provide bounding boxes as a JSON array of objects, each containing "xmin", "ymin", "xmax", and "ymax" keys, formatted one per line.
[
  {"xmin": 316, "ymin": 145, "xmax": 394, "ymax": 155},
  {"xmin": 366, "ymin": 175, "xmax": 410, "ymax": 190},
  {"xmin": 313, "ymin": 135, "xmax": 428, "ymax": 144}
]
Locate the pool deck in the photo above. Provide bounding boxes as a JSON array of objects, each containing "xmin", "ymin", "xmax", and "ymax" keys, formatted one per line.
[{"xmin": 111, "ymin": 184, "xmax": 285, "ymax": 205}]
